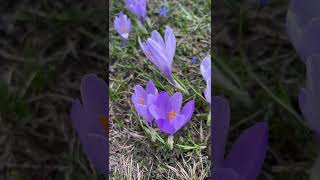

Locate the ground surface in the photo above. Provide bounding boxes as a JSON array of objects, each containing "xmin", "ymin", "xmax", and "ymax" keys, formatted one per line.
[{"xmin": 109, "ymin": 0, "xmax": 211, "ymax": 179}]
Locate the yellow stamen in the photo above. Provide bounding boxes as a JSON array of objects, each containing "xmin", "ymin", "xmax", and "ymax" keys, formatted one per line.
[
  {"xmin": 139, "ymin": 97, "xmax": 145, "ymax": 105},
  {"xmin": 169, "ymin": 111, "xmax": 177, "ymax": 121}
]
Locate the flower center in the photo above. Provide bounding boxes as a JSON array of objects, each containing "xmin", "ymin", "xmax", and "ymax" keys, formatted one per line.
[
  {"xmin": 146, "ymin": 51, "xmax": 152, "ymax": 58},
  {"xmin": 121, "ymin": 26, "xmax": 126, "ymax": 33},
  {"xmin": 99, "ymin": 116, "xmax": 108, "ymax": 131},
  {"xmin": 139, "ymin": 97, "xmax": 145, "ymax": 105},
  {"xmin": 169, "ymin": 111, "xmax": 177, "ymax": 121}
]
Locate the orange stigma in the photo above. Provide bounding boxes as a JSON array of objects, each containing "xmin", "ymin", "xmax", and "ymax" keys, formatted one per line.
[
  {"xmin": 121, "ymin": 26, "xmax": 126, "ymax": 33},
  {"xmin": 99, "ymin": 116, "xmax": 108, "ymax": 131},
  {"xmin": 139, "ymin": 97, "xmax": 145, "ymax": 105},
  {"xmin": 169, "ymin": 111, "xmax": 177, "ymax": 121}
]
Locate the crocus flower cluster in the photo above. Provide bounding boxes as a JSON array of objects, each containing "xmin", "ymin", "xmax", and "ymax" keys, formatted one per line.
[
  {"xmin": 212, "ymin": 96, "xmax": 269, "ymax": 180},
  {"xmin": 139, "ymin": 26, "xmax": 176, "ymax": 85},
  {"xmin": 125, "ymin": 0, "xmax": 147, "ymax": 24},
  {"xmin": 201, "ymin": 57, "xmax": 211, "ymax": 104},
  {"xmin": 132, "ymin": 80, "xmax": 195, "ymax": 135},
  {"xmin": 70, "ymin": 74, "xmax": 108, "ymax": 177}
]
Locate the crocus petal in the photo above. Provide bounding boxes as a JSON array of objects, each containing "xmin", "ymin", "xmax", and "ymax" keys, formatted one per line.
[
  {"xmin": 223, "ymin": 122, "xmax": 269, "ymax": 180},
  {"xmin": 156, "ymin": 118, "xmax": 176, "ymax": 135},
  {"xmin": 287, "ymin": 0, "xmax": 320, "ymax": 63},
  {"xmin": 171, "ymin": 114, "xmax": 188, "ymax": 134},
  {"xmin": 212, "ymin": 96, "xmax": 230, "ymax": 167},
  {"xmin": 170, "ymin": 92, "xmax": 183, "ymax": 113},
  {"xmin": 153, "ymin": 92, "xmax": 171, "ymax": 118},
  {"xmin": 299, "ymin": 88, "xmax": 314, "ymax": 130},
  {"xmin": 201, "ymin": 57, "xmax": 211, "ymax": 81},
  {"xmin": 80, "ymin": 74, "xmax": 108, "ymax": 119},
  {"xmin": 151, "ymin": 31, "xmax": 165, "ymax": 49},
  {"xmin": 205, "ymin": 80, "xmax": 211, "ymax": 104},
  {"xmin": 136, "ymin": 104, "xmax": 153, "ymax": 124},
  {"xmin": 70, "ymin": 100, "xmax": 89, "ymax": 140},
  {"xmin": 146, "ymin": 80, "xmax": 158, "ymax": 95},
  {"xmin": 180, "ymin": 100, "xmax": 195, "ymax": 122},
  {"xmin": 164, "ymin": 26, "xmax": 176, "ymax": 62},
  {"xmin": 287, "ymin": 0, "xmax": 320, "ymax": 28},
  {"xmin": 149, "ymin": 104, "xmax": 162, "ymax": 120},
  {"xmin": 134, "ymin": 85, "xmax": 146, "ymax": 99},
  {"xmin": 86, "ymin": 133, "xmax": 108, "ymax": 177},
  {"xmin": 114, "ymin": 17, "xmax": 121, "ymax": 33},
  {"xmin": 298, "ymin": 20, "xmax": 320, "ymax": 62},
  {"xmin": 214, "ymin": 168, "xmax": 239, "ymax": 180}
]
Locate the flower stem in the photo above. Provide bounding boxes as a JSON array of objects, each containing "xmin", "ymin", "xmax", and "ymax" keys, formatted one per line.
[
  {"xmin": 173, "ymin": 75, "xmax": 189, "ymax": 94},
  {"xmin": 207, "ymin": 110, "xmax": 211, "ymax": 126},
  {"xmin": 167, "ymin": 135, "xmax": 174, "ymax": 150}
]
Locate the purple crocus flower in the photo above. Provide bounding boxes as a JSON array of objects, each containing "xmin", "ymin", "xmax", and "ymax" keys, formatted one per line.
[
  {"xmin": 138, "ymin": 26, "xmax": 176, "ymax": 84},
  {"xmin": 125, "ymin": 0, "xmax": 147, "ymax": 24},
  {"xmin": 191, "ymin": 56, "xmax": 197, "ymax": 63},
  {"xmin": 149, "ymin": 92, "xmax": 195, "ymax": 135},
  {"xmin": 212, "ymin": 96, "xmax": 268, "ymax": 180},
  {"xmin": 299, "ymin": 57, "xmax": 320, "ymax": 134},
  {"xmin": 114, "ymin": 11, "xmax": 131, "ymax": 41},
  {"xmin": 70, "ymin": 74, "xmax": 108, "ymax": 177},
  {"xmin": 159, "ymin": 6, "xmax": 169, "ymax": 16},
  {"xmin": 201, "ymin": 57, "xmax": 211, "ymax": 104},
  {"xmin": 132, "ymin": 80, "xmax": 158, "ymax": 126},
  {"xmin": 286, "ymin": 0, "xmax": 320, "ymax": 63}
]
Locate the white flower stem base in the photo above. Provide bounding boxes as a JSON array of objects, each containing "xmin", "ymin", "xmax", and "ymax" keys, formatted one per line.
[{"xmin": 167, "ymin": 135, "xmax": 174, "ymax": 150}]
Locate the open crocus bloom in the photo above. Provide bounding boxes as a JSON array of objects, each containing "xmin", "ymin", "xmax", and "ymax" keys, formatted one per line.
[
  {"xmin": 125, "ymin": 0, "xmax": 147, "ymax": 24},
  {"xmin": 286, "ymin": 0, "xmax": 320, "ymax": 63},
  {"xmin": 132, "ymin": 80, "xmax": 158, "ymax": 126},
  {"xmin": 138, "ymin": 26, "xmax": 176, "ymax": 84},
  {"xmin": 201, "ymin": 57, "xmax": 211, "ymax": 103},
  {"xmin": 212, "ymin": 96, "xmax": 268, "ymax": 180},
  {"xmin": 299, "ymin": 56, "xmax": 320, "ymax": 134},
  {"xmin": 149, "ymin": 92, "xmax": 195, "ymax": 135},
  {"xmin": 114, "ymin": 11, "xmax": 131, "ymax": 40},
  {"xmin": 70, "ymin": 74, "xmax": 108, "ymax": 177}
]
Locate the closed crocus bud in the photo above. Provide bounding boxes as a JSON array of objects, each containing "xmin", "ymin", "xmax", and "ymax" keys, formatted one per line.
[
  {"xmin": 201, "ymin": 57, "xmax": 211, "ymax": 104},
  {"xmin": 114, "ymin": 11, "xmax": 131, "ymax": 45},
  {"xmin": 138, "ymin": 26, "xmax": 176, "ymax": 84},
  {"xmin": 125, "ymin": 0, "xmax": 147, "ymax": 24}
]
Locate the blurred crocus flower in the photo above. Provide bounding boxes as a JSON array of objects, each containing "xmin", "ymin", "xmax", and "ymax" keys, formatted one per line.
[
  {"xmin": 114, "ymin": 11, "xmax": 131, "ymax": 40},
  {"xmin": 191, "ymin": 56, "xmax": 197, "ymax": 63},
  {"xmin": 149, "ymin": 92, "xmax": 195, "ymax": 135},
  {"xmin": 139, "ymin": 26, "xmax": 176, "ymax": 84},
  {"xmin": 125, "ymin": 0, "xmax": 147, "ymax": 24},
  {"xmin": 201, "ymin": 57, "xmax": 211, "ymax": 104},
  {"xmin": 299, "ymin": 57, "xmax": 320, "ymax": 135},
  {"xmin": 70, "ymin": 74, "xmax": 108, "ymax": 177},
  {"xmin": 212, "ymin": 96, "xmax": 268, "ymax": 180},
  {"xmin": 159, "ymin": 6, "xmax": 169, "ymax": 16},
  {"xmin": 132, "ymin": 80, "xmax": 159, "ymax": 126},
  {"xmin": 286, "ymin": 0, "xmax": 320, "ymax": 63}
]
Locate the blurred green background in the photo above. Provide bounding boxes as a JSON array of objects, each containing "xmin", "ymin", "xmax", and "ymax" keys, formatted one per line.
[{"xmin": 0, "ymin": 1, "xmax": 107, "ymax": 179}]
